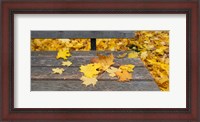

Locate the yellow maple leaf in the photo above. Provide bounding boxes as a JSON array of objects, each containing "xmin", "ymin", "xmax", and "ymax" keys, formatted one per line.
[
  {"xmin": 119, "ymin": 64, "xmax": 135, "ymax": 72},
  {"xmin": 80, "ymin": 63, "xmax": 101, "ymax": 78},
  {"xmin": 140, "ymin": 51, "xmax": 148, "ymax": 60},
  {"xmin": 106, "ymin": 67, "xmax": 121, "ymax": 77},
  {"xmin": 117, "ymin": 53, "xmax": 127, "ymax": 58},
  {"xmin": 56, "ymin": 50, "xmax": 71, "ymax": 60},
  {"xmin": 80, "ymin": 76, "xmax": 98, "ymax": 86},
  {"xmin": 128, "ymin": 52, "xmax": 139, "ymax": 58},
  {"xmin": 91, "ymin": 54, "xmax": 114, "ymax": 70},
  {"xmin": 62, "ymin": 61, "xmax": 72, "ymax": 66},
  {"xmin": 115, "ymin": 70, "xmax": 132, "ymax": 82},
  {"xmin": 52, "ymin": 68, "xmax": 64, "ymax": 74}
]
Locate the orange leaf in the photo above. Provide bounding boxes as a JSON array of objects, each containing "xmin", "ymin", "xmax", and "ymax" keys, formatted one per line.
[{"xmin": 115, "ymin": 70, "xmax": 132, "ymax": 82}]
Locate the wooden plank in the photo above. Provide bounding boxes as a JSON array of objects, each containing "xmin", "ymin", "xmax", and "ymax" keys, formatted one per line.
[
  {"xmin": 31, "ymin": 57, "xmax": 144, "ymax": 67},
  {"xmin": 31, "ymin": 31, "xmax": 135, "ymax": 38},
  {"xmin": 31, "ymin": 80, "xmax": 160, "ymax": 91},
  {"xmin": 31, "ymin": 67, "xmax": 153, "ymax": 81},
  {"xmin": 98, "ymin": 67, "xmax": 153, "ymax": 80},
  {"xmin": 31, "ymin": 51, "xmax": 136, "ymax": 57}
]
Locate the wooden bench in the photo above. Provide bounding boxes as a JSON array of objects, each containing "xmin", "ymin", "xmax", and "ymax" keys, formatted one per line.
[{"xmin": 31, "ymin": 51, "xmax": 160, "ymax": 91}]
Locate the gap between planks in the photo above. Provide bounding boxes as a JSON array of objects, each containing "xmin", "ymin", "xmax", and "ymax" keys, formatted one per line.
[{"xmin": 31, "ymin": 67, "xmax": 154, "ymax": 81}]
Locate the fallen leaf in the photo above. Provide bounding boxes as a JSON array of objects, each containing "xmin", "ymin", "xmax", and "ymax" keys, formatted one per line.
[
  {"xmin": 80, "ymin": 63, "xmax": 101, "ymax": 78},
  {"xmin": 117, "ymin": 53, "xmax": 127, "ymax": 58},
  {"xmin": 128, "ymin": 52, "xmax": 138, "ymax": 58},
  {"xmin": 56, "ymin": 50, "xmax": 71, "ymax": 60},
  {"xmin": 119, "ymin": 64, "xmax": 135, "ymax": 72},
  {"xmin": 91, "ymin": 57, "xmax": 99, "ymax": 63},
  {"xmin": 62, "ymin": 61, "xmax": 72, "ymax": 66},
  {"xmin": 140, "ymin": 51, "xmax": 148, "ymax": 60},
  {"xmin": 80, "ymin": 76, "xmax": 98, "ymax": 86},
  {"xmin": 106, "ymin": 67, "xmax": 121, "ymax": 77},
  {"xmin": 91, "ymin": 54, "xmax": 114, "ymax": 70},
  {"xmin": 52, "ymin": 68, "xmax": 64, "ymax": 74},
  {"xmin": 115, "ymin": 70, "xmax": 132, "ymax": 82}
]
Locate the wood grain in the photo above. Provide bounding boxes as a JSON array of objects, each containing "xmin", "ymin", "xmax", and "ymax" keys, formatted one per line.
[
  {"xmin": 31, "ymin": 51, "xmax": 158, "ymax": 91},
  {"xmin": 31, "ymin": 56, "xmax": 144, "ymax": 67},
  {"xmin": 31, "ymin": 51, "xmax": 137, "ymax": 57},
  {"xmin": 31, "ymin": 66, "xmax": 153, "ymax": 81},
  {"xmin": 31, "ymin": 80, "xmax": 160, "ymax": 91}
]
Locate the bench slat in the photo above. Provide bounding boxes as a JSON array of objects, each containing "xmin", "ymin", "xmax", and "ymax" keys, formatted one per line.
[
  {"xmin": 31, "ymin": 67, "xmax": 153, "ymax": 81},
  {"xmin": 31, "ymin": 80, "xmax": 159, "ymax": 91},
  {"xmin": 31, "ymin": 57, "xmax": 144, "ymax": 67},
  {"xmin": 31, "ymin": 51, "xmax": 136, "ymax": 57},
  {"xmin": 31, "ymin": 31, "xmax": 135, "ymax": 38}
]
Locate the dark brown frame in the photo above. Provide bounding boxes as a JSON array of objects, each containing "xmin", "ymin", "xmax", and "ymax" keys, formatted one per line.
[{"xmin": 0, "ymin": 0, "xmax": 199, "ymax": 121}]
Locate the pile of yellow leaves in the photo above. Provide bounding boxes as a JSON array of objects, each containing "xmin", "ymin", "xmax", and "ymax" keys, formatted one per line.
[
  {"xmin": 31, "ymin": 38, "xmax": 91, "ymax": 51},
  {"xmin": 129, "ymin": 31, "xmax": 169, "ymax": 91},
  {"xmin": 80, "ymin": 54, "xmax": 135, "ymax": 86},
  {"xmin": 96, "ymin": 38, "xmax": 130, "ymax": 51}
]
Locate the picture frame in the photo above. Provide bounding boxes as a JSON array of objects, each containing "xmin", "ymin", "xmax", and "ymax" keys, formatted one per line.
[{"xmin": 0, "ymin": 0, "xmax": 199, "ymax": 121}]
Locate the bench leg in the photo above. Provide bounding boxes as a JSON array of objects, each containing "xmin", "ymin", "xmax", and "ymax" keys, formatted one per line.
[{"xmin": 91, "ymin": 38, "xmax": 96, "ymax": 50}]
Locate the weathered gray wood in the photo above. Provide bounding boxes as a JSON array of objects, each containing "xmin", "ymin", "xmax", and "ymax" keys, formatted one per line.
[
  {"xmin": 98, "ymin": 67, "xmax": 153, "ymax": 81},
  {"xmin": 31, "ymin": 57, "xmax": 144, "ymax": 67},
  {"xmin": 31, "ymin": 67, "xmax": 153, "ymax": 81},
  {"xmin": 31, "ymin": 80, "xmax": 160, "ymax": 91},
  {"xmin": 31, "ymin": 31, "xmax": 135, "ymax": 38},
  {"xmin": 31, "ymin": 51, "xmax": 135, "ymax": 57},
  {"xmin": 31, "ymin": 51, "xmax": 160, "ymax": 91}
]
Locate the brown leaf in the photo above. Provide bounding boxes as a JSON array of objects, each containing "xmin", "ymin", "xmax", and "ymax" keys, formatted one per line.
[{"xmin": 91, "ymin": 54, "xmax": 114, "ymax": 70}]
